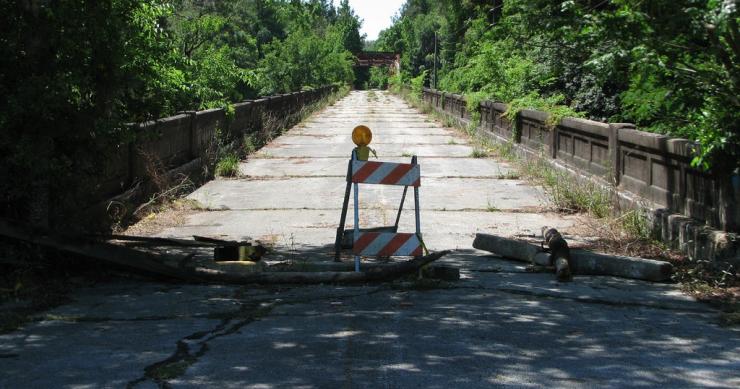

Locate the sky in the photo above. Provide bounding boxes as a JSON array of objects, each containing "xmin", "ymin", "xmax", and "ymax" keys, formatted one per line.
[{"xmin": 334, "ymin": 0, "xmax": 405, "ymax": 41}]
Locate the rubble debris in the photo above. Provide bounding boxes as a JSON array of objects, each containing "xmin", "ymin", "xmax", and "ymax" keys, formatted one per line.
[
  {"xmin": 213, "ymin": 244, "xmax": 267, "ymax": 262},
  {"xmin": 1, "ymin": 218, "xmax": 449, "ymax": 284}
]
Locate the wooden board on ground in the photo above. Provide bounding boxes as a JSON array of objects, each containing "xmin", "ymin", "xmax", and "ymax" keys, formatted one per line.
[{"xmin": 0, "ymin": 218, "xmax": 450, "ymax": 285}]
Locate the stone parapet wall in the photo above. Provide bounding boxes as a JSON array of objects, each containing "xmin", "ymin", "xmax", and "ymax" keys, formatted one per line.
[
  {"xmin": 84, "ymin": 85, "xmax": 337, "ymax": 229},
  {"xmin": 421, "ymin": 87, "xmax": 739, "ymax": 264}
]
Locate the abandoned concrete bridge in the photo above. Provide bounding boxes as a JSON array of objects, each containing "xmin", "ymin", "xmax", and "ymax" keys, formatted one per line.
[{"xmin": 1, "ymin": 91, "xmax": 738, "ymax": 388}]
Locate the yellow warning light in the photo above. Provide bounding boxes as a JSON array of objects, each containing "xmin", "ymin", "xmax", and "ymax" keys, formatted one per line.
[{"xmin": 352, "ymin": 125, "xmax": 372, "ymax": 147}]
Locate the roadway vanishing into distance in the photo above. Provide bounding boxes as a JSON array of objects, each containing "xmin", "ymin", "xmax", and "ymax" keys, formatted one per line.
[{"xmin": 1, "ymin": 91, "xmax": 738, "ymax": 388}]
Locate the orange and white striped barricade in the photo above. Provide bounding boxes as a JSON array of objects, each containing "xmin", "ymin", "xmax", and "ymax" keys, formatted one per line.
[{"xmin": 335, "ymin": 150, "xmax": 423, "ymax": 271}]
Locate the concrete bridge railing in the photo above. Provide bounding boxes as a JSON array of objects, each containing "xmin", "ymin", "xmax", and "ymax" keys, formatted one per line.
[
  {"xmin": 421, "ymin": 87, "xmax": 739, "ymax": 264},
  {"xmin": 82, "ymin": 85, "xmax": 338, "ymax": 229}
]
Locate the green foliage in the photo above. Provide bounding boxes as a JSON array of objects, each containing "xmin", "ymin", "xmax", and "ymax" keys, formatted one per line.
[
  {"xmin": 243, "ymin": 134, "xmax": 257, "ymax": 156},
  {"xmin": 368, "ymin": 67, "xmax": 390, "ymax": 89},
  {"xmin": 410, "ymin": 70, "xmax": 428, "ymax": 98},
  {"xmin": 520, "ymin": 155, "xmax": 612, "ymax": 218},
  {"xmin": 506, "ymin": 93, "xmax": 584, "ymax": 127},
  {"xmin": 619, "ymin": 209, "xmax": 652, "ymax": 241},
  {"xmin": 0, "ymin": 0, "xmax": 362, "ymax": 223},
  {"xmin": 215, "ymin": 153, "xmax": 240, "ymax": 177},
  {"xmin": 465, "ymin": 91, "xmax": 487, "ymax": 126},
  {"xmin": 378, "ymin": 0, "xmax": 739, "ymax": 170},
  {"xmin": 388, "ymin": 73, "xmax": 404, "ymax": 93},
  {"xmin": 470, "ymin": 148, "xmax": 488, "ymax": 158},
  {"xmin": 255, "ymin": 26, "xmax": 353, "ymax": 95}
]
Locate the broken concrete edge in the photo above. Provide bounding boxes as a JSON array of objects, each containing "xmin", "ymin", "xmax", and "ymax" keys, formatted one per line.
[
  {"xmin": 1, "ymin": 217, "xmax": 454, "ymax": 285},
  {"xmin": 267, "ymin": 260, "xmax": 460, "ymax": 282},
  {"xmin": 188, "ymin": 250, "xmax": 452, "ymax": 284},
  {"xmin": 423, "ymin": 104, "xmax": 739, "ymax": 266},
  {"xmin": 473, "ymin": 233, "xmax": 673, "ymax": 282}
]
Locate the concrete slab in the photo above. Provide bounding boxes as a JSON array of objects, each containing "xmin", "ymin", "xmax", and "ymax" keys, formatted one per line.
[
  {"xmin": 254, "ymin": 143, "xmax": 476, "ymax": 158},
  {"xmin": 169, "ymin": 283, "xmax": 738, "ymax": 388},
  {"xmin": 239, "ymin": 157, "xmax": 515, "ymax": 179},
  {"xmin": 187, "ymin": 177, "xmax": 546, "ymax": 211},
  {"xmin": 295, "ymin": 125, "xmax": 452, "ymax": 134},
  {"xmin": 272, "ymin": 134, "xmax": 464, "ymax": 145},
  {"xmin": 0, "ymin": 282, "xmax": 233, "ymax": 388},
  {"xmin": 158, "ymin": 209, "xmax": 577, "ymax": 252}
]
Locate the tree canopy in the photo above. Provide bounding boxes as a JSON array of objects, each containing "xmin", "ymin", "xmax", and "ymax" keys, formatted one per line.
[
  {"xmin": 375, "ymin": 0, "xmax": 739, "ymax": 170},
  {"xmin": 0, "ymin": 0, "xmax": 363, "ymax": 222}
]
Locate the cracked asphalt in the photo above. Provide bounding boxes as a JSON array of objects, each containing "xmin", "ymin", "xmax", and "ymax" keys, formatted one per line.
[{"xmin": 1, "ymin": 91, "xmax": 739, "ymax": 388}]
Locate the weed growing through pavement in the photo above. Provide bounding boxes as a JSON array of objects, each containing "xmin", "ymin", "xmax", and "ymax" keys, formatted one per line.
[
  {"xmin": 486, "ymin": 200, "xmax": 500, "ymax": 212},
  {"xmin": 470, "ymin": 148, "xmax": 488, "ymax": 158},
  {"xmin": 496, "ymin": 170, "xmax": 520, "ymax": 179}
]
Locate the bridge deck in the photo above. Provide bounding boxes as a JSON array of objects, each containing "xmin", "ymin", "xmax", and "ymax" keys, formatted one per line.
[
  {"xmin": 1, "ymin": 91, "xmax": 737, "ymax": 388},
  {"xmin": 175, "ymin": 91, "xmax": 571, "ymax": 254}
]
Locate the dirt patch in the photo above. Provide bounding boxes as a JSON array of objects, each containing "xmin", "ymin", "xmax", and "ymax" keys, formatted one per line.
[
  {"xmin": 123, "ymin": 199, "xmax": 206, "ymax": 237},
  {"xmin": 566, "ymin": 216, "xmax": 684, "ymax": 261},
  {"xmin": 566, "ymin": 215, "xmax": 739, "ymax": 314}
]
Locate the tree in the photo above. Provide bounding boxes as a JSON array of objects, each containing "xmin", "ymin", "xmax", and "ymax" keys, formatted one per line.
[{"xmin": 377, "ymin": 0, "xmax": 739, "ymax": 169}]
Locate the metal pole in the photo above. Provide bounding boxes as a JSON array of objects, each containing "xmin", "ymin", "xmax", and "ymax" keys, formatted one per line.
[
  {"xmin": 351, "ymin": 149, "xmax": 361, "ymax": 272},
  {"xmin": 353, "ymin": 182, "xmax": 360, "ymax": 272},
  {"xmin": 412, "ymin": 155, "xmax": 421, "ymax": 236}
]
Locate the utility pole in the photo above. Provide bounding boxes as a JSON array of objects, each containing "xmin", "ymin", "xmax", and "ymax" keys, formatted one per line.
[{"xmin": 433, "ymin": 31, "xmax": 438, "ymax": 89}]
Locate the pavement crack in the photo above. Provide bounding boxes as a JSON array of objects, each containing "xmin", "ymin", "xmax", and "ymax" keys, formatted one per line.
[
  {"xmin": 126, "ymin": 295, "xmax": 274, "ymax": 388},
  {"xmin": 125, "ymin": 285, "xmax": 388, "ymax": 388}
]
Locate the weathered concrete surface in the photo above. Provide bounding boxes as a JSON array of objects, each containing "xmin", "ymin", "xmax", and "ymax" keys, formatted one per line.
[
  {"xmin": 188, "ymin": 177, "xmax": 544, "ymax": 211},
  {"xmin": 2, "ymin": 91, "xmax": 738, "ymax": 388},
  {"xmin": 240, "ymin": 157, "xmax": 516, "ymax": 178}
]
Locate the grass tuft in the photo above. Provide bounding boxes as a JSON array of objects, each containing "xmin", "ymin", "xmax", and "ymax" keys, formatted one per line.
[
  {"xmin": 215, "ymin": 153, "xmax": 240, "ymax": 177},
  {"xmin": 486, "ymin": 200, "xmax": 500, "ymax": 212},
  {"xmin": 470, "ymin": 148, "xmax": 488, "ymax": 158}
]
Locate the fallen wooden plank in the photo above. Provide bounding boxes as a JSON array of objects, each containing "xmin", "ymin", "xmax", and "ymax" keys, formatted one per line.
[
  {"xmin": 473, "ymin": 233, "xmax": 672, "ymax": 282},
  {"xmin": 0, "ymin": 218, "xmax": 449, "ymax": 284},
  {"xmin": 186, "ymin": 250, "xmax": 451, "ymax": 284},
  {"xmin": 93, "ymin": 234, "xmax": 217, "ymax": 247},
  {"xmin": 269, "ymin": 261, "xmax": 459, "ymax": 281},
  {"xmin": 0, "ymin": 219, "xmax": 199, "ymax": 281}
]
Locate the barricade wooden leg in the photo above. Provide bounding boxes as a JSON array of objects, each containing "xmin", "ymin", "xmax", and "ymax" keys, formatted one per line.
[
  {"xmin": 335, "ymin": 160, "xmax": 353, "ymax": 261},
  {"xmin": 394, "ymin": 186, "xmax": 409, "ymax": 232},
  {"xmin": 335, "ymin": 181, "xmax": 352, "ymax": 261}
]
